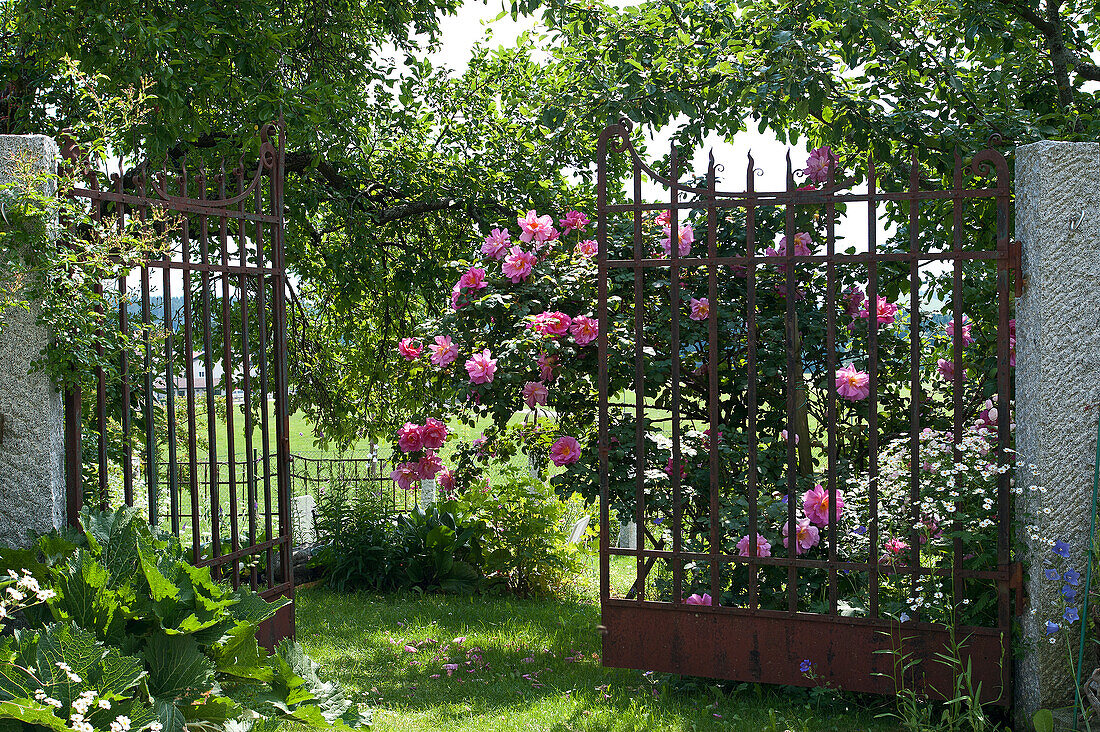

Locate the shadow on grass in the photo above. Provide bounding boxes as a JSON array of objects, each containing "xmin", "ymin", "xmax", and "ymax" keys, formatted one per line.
[{"xmin": 295, "ymin": 587, "xmax": 901, "ymax": 732}]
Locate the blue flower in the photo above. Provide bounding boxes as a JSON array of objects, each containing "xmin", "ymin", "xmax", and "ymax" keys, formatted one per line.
[
  {"xmin": 854, "ymin": 525, "xmax": 867, "ymax": 536},
  {"xmin": 1063, "ymin": 586, "xmax": 1077, "ymax": 602},
  {"xmin": 1046, "ymin": 621, "xmax": 1061, "ymax": 635},
  {"xmin": 799, "ymin": 659, "xmax": 813, "ymax": 673},
  {"xmin": 1064, "ymin": 607, "xmax": 1080, "ymax": 623},
  {"xmin": 1044, "ymin": 568, "xmax": 1060, "ymax": 581},
  {"xmin": 900, "ymin": 612, "xmax": 910, "ymax": 623},
  {"xmin": 1053, "ymin": 540, "xmax": 1071, "ymax": 559},
  {"xmin": 1064, "ymin": 568, "xmax": 1081, "ymax": 586},
  {"xmin": 654, "ymin": 517, "xmax": 663, "ymax": 525}
]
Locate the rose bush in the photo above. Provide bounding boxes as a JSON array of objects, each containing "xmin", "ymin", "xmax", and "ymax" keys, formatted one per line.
[{"xmin": 392, "ymin": 147, "xmax": 1014, "ymax": 619}]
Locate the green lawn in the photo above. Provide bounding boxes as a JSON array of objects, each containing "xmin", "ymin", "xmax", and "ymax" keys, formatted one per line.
[{"xmin": 294, "ymin": 560, "xmax": 902, "ymax": 732}]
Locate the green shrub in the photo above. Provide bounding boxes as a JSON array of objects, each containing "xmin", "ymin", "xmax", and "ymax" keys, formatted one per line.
[
  {"xmin": 0, "ymin": 507, "xmax": 369, "ymax": 731},
  {"xmin": 313, "ymin": 481, "xmax": 486, "ymax": 594},
  {"xmin": 313, "ymin": 480, "xmax": 402, "ymax": 592},
  {"xmin": 466, "ymin": 467, "xmax": 588, "ymax": 597}
]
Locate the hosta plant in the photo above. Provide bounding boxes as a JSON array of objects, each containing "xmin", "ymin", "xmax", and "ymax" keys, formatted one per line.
[{"xmin": 0, "ymin": 507, "xmax": 369, "ymax": 731}]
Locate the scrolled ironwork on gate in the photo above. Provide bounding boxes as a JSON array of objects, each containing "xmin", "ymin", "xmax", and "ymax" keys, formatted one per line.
[
  {"xmin": 62, "ymin": 122, "xmax": 294, "ymax": 646},
  {"xmin": 595, "ymin": 120, "xmax": 1019, "ymax": 702}
]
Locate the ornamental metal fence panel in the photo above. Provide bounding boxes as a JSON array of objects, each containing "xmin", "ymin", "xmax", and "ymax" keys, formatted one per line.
[
  {"xmin": 595, "ymin": 119, "xmax": 1021, "ymax": 703},
  {"xmin": 62, "ymin": 122, "xmax": 294, "ymax": 647}
]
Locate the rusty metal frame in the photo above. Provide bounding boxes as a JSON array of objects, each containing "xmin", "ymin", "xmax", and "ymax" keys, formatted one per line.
[
  {"xmin": 62, "ymin": 122, "xmax": 294, "ymax": 646},
  {"xmin": 596, "ymin": 120, "xmax": 1016, "ymax": 703}
]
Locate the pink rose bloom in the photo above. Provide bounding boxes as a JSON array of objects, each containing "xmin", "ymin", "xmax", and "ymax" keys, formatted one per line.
[
  {"xmin": 538, "ymin": 353, "xmax": 557, "ymax": 382},
  {"xmin": 528, "ymin": 311, "xmax": 572, "ymax": 337},
  {"xmin": 937, "ymin": 358, "xmax": 962, "ymax": 382},
  {"xmin": 417, "ymin": 451, "xmax": 444, "ymax": 480},
  {"xmin": 482, "ymin": 228, "xmax": 511, "ymax": 260},
  {"xmin": 570, "ymin": 315, "xmax": 599, "ymax": 346},
  {"xmin": 782, "ymin": 517, "xmax": 820, "ymax": 555},
  {"xmin": 737, "ymin": 533, "xmax": 772, "ymax": 558},
  {"xmin": 420, "ymin": 417, "xmax": 448, "ymax": 450},
  {"xmin": 522, "ymin": 381, "xmax": 549, "ymax": 408},
  {"xmin": 518, "ymin": 210, "xmax": 556, "ymax": 244},
  {"xmin": 397, "ymin": 422, "xmax": 424, "ymax": 453},
  {"xmin": 560, "ymin": 210, "xmax": 590, "ymax": 234},
  {"xmin": 549, "ymin": 436, "xmax": 582, "ymax": 466},
  {"xmin": 391, "ymin": 462, "xmax": 420, "ymax": 491},
  {"xmin": 398, "ymin": 338, "xmax": 422, "ymax": 361},
  {"xmin": 502, "ymin": 246, "xmax": 537, "ymax": 283},
  {"xmin": 946, "ymin": 315, "xmax": 974, "ymax": 346},
  {"xmin": 458, "ymin": 266, "xmax": 488, "ymax": 292},
  {"xmin": 835, "ymin": 364, "xmax": 871, "ymax": 401},
  {"xmin": 689, "ymin": 297, "xmax": 710, "ymax": 321},
  {"xmin": 804, "ymin": 146, "xmax": 840, "ymax": 184},
  {"xmin": 664, "ymin": 456, "xmax": 686, "ymax": 479},
  {"xmin": 684, "ymin": 593, "xmax": 715, "ymax": 606},
  {"xmin": 844, "ymin": 286, "xmax": 865, "ymax": 316},
  {"xmin": 803, "ymin": 484, "xmax": 844, "ymax": 526},
  {"xmin": 655, "ymin": 210, "xmax": 671, "ymax": 227},
  {"xmin": 465, "ymin": 349, "xmax": 498, "ymax": 384},
  {"xmin": 766, "ymin": 233, "xmax": 813, "ymax": 265},
  {"xmin": 858, "ymin": 299, "xmax": 899, "ymax": 326},
  {"xmin": 437, "ymin": 467, "xmax": 456, "ymax": 493},
  {"xmin": 978, "ymin": 398, "xmax": 999, "ymax": 428},
  {"xmin": 659, "ymin": 224, "xmax": 694, "ymax": 257},
  {"xmin": 780, "ymin": 429, "xmax": 799, "ymax": 445},
  {"xmin": 450, "ymin": 282, "xmax": 465, "ymax": 310},
  {"xmin": 575, "ymin": 239, "xmax": 598, "ymax": 258},
  {"xmin": 428, "ymin": 335, "xmax": 459, "ymax": 367}
]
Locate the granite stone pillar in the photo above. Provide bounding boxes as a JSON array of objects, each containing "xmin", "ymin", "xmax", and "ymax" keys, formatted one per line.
[
  {"xmin": 1014, "ymin": 141, "xmax": 1100, "ymax": 718},
  {"xmin": 0, "ymin": 134, "xmax": 65, "ymax": 548}
]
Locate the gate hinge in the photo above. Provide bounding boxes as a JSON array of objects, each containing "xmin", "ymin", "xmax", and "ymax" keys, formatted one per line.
[
  {"xmin": 1008, "ymin": 240, "xmax": 1026, "ymax": 298},
  {"xmin": 1009, "ymin": 561, "xmax": 1027, "ymax": 615}
]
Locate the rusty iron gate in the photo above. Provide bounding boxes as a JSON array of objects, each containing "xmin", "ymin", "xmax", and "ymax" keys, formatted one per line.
[
  {"xmin": 595, "ymin": 120, "xmax": 1019, "ymax": 703},
  {"xmin": 62, "ymin": 122, "xmax": 294, "ymax": 647}
]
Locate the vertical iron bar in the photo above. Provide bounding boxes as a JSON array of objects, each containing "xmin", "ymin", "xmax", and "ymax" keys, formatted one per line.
[
  {"xmin": 825, "ymin": 155, "xmax": 839, "ymax": 615},
  {"xmin": 163, "ymin": 209, "xmax": 179, "ymax": 535},
  {"xmin": 237, "ymin": 163, "xmax": 258, "ymax": 589},
  {"xmin": 951, "ymin": 153, "xmax": 965, "ymax": 608},
  {"xmin": 199, "ymin": 167, "xmax": 221, "ymax": 570},
  {"xmin": 908, "ymin": 152, "xmax": 923, "ymax": 612},
  {"xmin": 706, "ymin": 154, "xmax": 720, "ymax": 604},
  {"xmin": 669, "ymin": 144, "xmax": 683, "ymax": 605},
  {"xmin": 746, "ymin": 154, "xmax": 760, "ymax": 611},
  {"xmin": 117, "ymin": 171, "xmax": 133, "ymax": 506},
  {"xmin": 64, "ymin": 387, "xmax": 82, "ymax": 525},
  {"xmin": 597, "ymin": 125, "xmax": 613, "ymax": 607},
  {"xmin": 633, "ymin": 157, "xmax": 645, "ymax": 601},
  {"xmin": 139, "ymin": 169, "xmax": 157, "ymax": 524},
  {"xmin": 784, "ymin": 153, "xmax": 798, "ymax": 614},
  {"xmin": 993, "ymin": 154, "xmax": 1012, "ymax": 644},
  {"xmin": 867, "ymin": 153, "xmax": 881, "ymax": 619},
  {"xmin": 270, "ymin": 123, "xmax": 294, "ymax": 598},
  {"xmin": 180, "ymin": 161, "xmax": 201, "ymax": 562},
  {"xmin": 220, "ymin": 163, "xmax": 241, "ymax": 588},
  {"xmin": 256, "ymin": 177, "xmax": 275, "ymax": 590}
]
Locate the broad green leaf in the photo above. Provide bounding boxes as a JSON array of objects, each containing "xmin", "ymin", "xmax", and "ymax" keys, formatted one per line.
[
  {"xmin": 0, "ymin": 699, "xmax": 68, "ymax": 731},
  {"xmin": 143, "ymin": 633, "xmax": 214, "ymax": 700}
]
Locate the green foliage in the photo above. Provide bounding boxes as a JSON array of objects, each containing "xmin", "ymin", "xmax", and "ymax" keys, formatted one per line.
[
  {"xmin": 466, "ymin": 467, "xmax": 588, "ymax": 597},
  {"xmin": 0, "ymin": 506, "xmax": 370, "ymax": 730},
  {"xmin": 313, "ymin": 483, "xmax": 486, "ymax": 594}
]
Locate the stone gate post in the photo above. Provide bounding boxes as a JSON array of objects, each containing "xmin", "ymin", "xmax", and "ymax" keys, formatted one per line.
[
  {"xmin": 1015, "ymin": 141, "xmax": 1100, "ymax": 719},
  {"xmin": 0, "ymin": 135, "xmax": 66, "ymax": 548}
]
